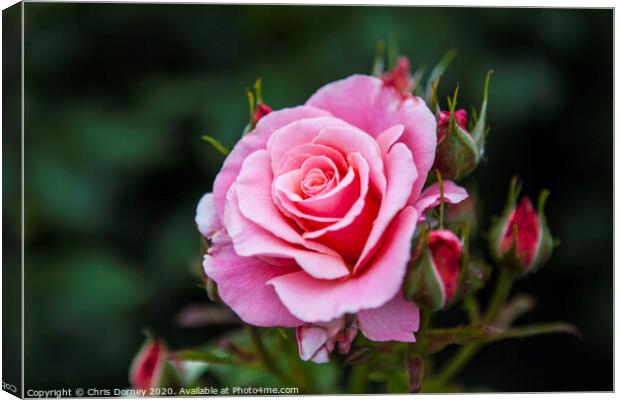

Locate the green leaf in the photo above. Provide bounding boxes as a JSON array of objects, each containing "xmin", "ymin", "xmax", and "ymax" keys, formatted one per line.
[{"xmin": 201, "ymin": 135, "xmax": 229, "ymax": 156}]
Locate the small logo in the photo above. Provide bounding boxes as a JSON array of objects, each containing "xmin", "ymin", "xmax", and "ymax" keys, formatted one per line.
[{"xmin": 2, "ymin": 381, "xmax": 17, "ymax": 393}]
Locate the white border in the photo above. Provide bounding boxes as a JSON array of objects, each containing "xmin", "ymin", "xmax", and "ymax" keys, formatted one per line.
[{"xmin": 0, "ymin": 2, "xmax": 615, "ymax": 400}]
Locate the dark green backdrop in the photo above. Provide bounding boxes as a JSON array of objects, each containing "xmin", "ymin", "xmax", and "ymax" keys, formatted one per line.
[{"xmin": 9, "ymin": 4, "xmax": 613, "ymax": 392}]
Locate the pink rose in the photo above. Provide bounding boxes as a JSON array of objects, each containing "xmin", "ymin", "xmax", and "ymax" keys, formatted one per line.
[{"xmin": 196, "ymin": 74, "xmax": 467, "ymax": 360}]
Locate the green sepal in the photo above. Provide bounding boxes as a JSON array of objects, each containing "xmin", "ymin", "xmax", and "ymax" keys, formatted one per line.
[
  {"xmin": 471, "ymin": 70, "xmax": 493, "ymax": 156},
  {"xmin": 206, "ymin": 278, "xmax": 220, "ymax": 303},
  {"xmin": 528, "ymin": 189, "xmax": 554, "ymax": 274},
  {"xmin": 434, "ymin": 122, "xmax": 479, "ymax": 181},
  {"xmin": 488, "ymin": 176, "xmax": 522, "ymax": 263},
  {"xmin": 157, "ymin": 360, "xmax": 183, "ymax": 389},
  {"xmin": 199, "ymin": 234, "xmax": 209, "ymax": 257},
  {"xmin": 372, "ymin": 40, "xmax": 386, "ymax": 77},
  {"xmin": 405, "ymin": 229, "xmax": 446, "ymax": 311},
  {"xmin": 201, "ymin": 135, "xmax": 229, "ymax": 156},
  {"xmin": 410, "ymin": 66, "xmax": 426, "ymax": 97},
  {"xmin": 445, "ymin": 224, "xmax": 471, "ymax": 308},
  {"xmin": 424, "ymin": 48, "xmax": 458, "ymax": 108},
  {"xmin": 433, "ymin": 86, "xmax": 480, "ymax": 181}
]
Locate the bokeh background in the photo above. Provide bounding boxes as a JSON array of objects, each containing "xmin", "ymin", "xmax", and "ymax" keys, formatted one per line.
[{"xmin": 7, "ymin": 4, "xmax": 612, "ymax": 392}]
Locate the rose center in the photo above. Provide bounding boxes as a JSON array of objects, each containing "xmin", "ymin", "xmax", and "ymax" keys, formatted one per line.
[
  {"xmin": 301, "ymin": 168, "xmax": 333, "ymax": 195},
  {"xmin": 298, "ymin": 156, "xmax": 340, "ymax": 198}
]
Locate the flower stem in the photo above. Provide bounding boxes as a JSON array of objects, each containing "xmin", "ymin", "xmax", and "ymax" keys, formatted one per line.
[
  {"xmin": 482, "ymin": 269, "xmax": 515, "ymax": 323},
  {"xmin": 426, "ymin": 342, "xmax": 480, "ymax": 391},
  {"xmin": 427, "ymin": 269, "xmax": 515, "ymax": 391}
]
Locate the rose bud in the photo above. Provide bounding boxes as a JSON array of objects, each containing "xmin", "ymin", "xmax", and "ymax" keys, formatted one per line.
[
  {"xmin": 437, "ymin": 109, "xmax": 467, "ymax": 143},
  {"xmin": 254, "ymin": 102, "xmax": 272, "ymax": 122},
  {"xmin": 432, "ymin": 71, "xmax": 492, "ymax": 181},
  {"xmin": 381, "ymin": 56, "xmax": 413, "ymax": 98},
  {"xmin": 129, "ymin": 337, "xmax": 168, "ymax": 391},
  {"xmin": 489, "ymin": 178, "xmax": 553, "ymax": 274},
  {"xmin": 406, "ymin": 229, "xmax": 465, "ymax": 310}
]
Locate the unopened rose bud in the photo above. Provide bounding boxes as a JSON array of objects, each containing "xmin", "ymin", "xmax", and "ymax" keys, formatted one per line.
[
  {"xmin": 433, "ymin": 106, "xmax": 479, "ymax": 181},
  {"xmin": 489, "ymin": 178, "xmax": 553, "ymax": 274},
  {"xmin": 381, "ymin": 56, "xmax": 413, "ymax": 98},
  {"xmin": 406, "ymin": 230, "xmax": 465, "ymax": 310},
  {"xmin": 129, "ymin": 337, "xmax": 168, "ymax": 391},
  {"xmin": 437, "ymin": 109, "xmax": 467, "ymax": 143},
  {"xmin": 432, "ymin": 71, "xmax": 492, "ymax": 181},
  {"xmin": 254, "ymin": 102, "xmax": 272, "ymax": 122}
]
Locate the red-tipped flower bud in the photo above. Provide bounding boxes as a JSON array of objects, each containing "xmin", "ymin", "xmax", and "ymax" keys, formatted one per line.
[
  {"xmin": 437, "ymin": 109, "xmax": 467, "ymax": 143},
  {"xmin": 129, "ymin": 337, "xmax": 168, "ymax": 391},
  {"xmin": 381, "ymin": 56, "xmax": 413, "ymax": 98},
  {"xmin": 432, "ymin": 71, "xmax": 492, "ymax": 181},
  {"xmin": 406, "ymin": 229, "xmax": 465, "ymax": 310},
  {"xmin": 489, "ymin": 178, "xmax": 553, "ymax": 274},
  {"xmin": 254, "ymin": 102, "xmax": 272, "ymax": 123}
]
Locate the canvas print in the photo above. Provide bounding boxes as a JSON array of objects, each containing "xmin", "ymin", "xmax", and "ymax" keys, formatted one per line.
[{"xmin": 2, "ymin": 3, "xmax": 613, "ymax": 396}]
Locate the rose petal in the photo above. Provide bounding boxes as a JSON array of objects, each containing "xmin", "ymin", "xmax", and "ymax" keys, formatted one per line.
[
  {"xmin": 277, "ymin": 143, "xmax": 348, "ymax": 176},
  {"xmin": 268, "ymin": 206, "xmax": 418, "ymax": 323},
  {"xmin": 213, "ymin": 106, "xmax": 331, "ymax": 224},
  {"xmin": 273, "ymin": 169, "xmax": 344, "ymax": 224},
  {"xmin": 203, "ymin": 233, "xmax": 302, "ymax": 327},
  {"xmin": 235, "ymin": 150, "xmax": 308, "ymax": 244},
  {"xmin": 307, "ymin": 75, "xmax": 437, "ymax": 200},
  {"xmin": 267, "ymin": 116, "xmax": 349, "ymax": 172},
  {"xmin": 225, "ymin": 183, "xmax": 350, "ymax": 280},
  {"xmin": 358, "ymin": 294, "xmax": 420, "ymax": 342},
  {"xmin": 195, "ymin": 192, "xmax": 220, "ymax": 237},
  {"xmin": 376, "ymin": 124, "xmax": 404, "ymax": 154},
  {"xmin": 354, "ymin": 141, "xmax": 417, "ymax": 273},
  {"xmin": 302, "ymin": 153, "xmax": 379, "ymax": 263},
  {"xmin": 296, "ymin": 324, "xmax": 329, "ymax": 361},
  {"xmin": 414, "ymin": 181, "xmax": 469, "ymax": 216},
  {"xmin": 312, "ymin": 125, "xmax": 386, "ymax": 195},
  {"xmin": 297, "ymin": 161, "xmax": 360, "ymax": 220}
]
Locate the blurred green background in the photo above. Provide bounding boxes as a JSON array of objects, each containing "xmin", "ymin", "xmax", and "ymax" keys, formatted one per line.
[{"xmin": 8, "ymin": 4, "xmax": 612, "ymax": 392}]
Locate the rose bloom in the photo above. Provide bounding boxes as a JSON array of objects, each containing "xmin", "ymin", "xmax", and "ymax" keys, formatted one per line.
[{"xmin": 196, "ymin": 73, "xmax": 467, "ymax": 362}]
